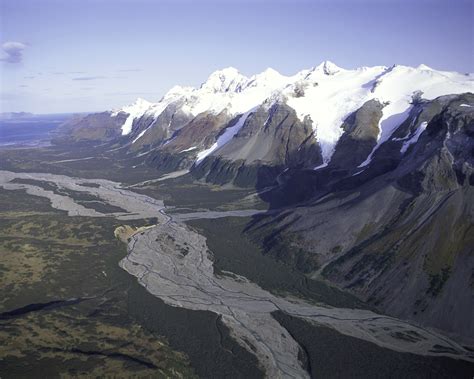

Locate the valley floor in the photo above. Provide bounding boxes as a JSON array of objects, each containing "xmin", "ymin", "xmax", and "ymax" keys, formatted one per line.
[{"xmin": 0, "ymin": 145, "xmax": 473, "ymax": 378}]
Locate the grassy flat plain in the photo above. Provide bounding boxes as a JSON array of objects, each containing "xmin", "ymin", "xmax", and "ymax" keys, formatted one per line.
[
  {"xmin": 0, "ymin": 142, "xmax": 158, "ymax": 183},
  {"xmin": 0, "ymin": 187, "xmax": 264, "ymax": 378},
  {"xmin": 0, "ymin": 188, "xmax": 198, "ymax": 378}
]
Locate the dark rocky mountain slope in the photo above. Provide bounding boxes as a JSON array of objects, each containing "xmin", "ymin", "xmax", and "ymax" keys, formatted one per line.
[{"xmin": 248, "ymin": 93, "xmax": 474, "ymax": 342}]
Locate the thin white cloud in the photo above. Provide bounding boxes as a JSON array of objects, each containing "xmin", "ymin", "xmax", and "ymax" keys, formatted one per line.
[
  {"xmin": 0, "ymin": 41, "xmax": 27, "ymax": 64},
  {"xmin": 72, "ymin": 76, "xmax": 106, "ymax": 81}
]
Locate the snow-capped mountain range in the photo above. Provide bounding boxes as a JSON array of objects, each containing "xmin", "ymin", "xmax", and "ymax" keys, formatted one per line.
[
  {"xmin": 108, "ymin": 61, "xmax": 472, "ymax": 164},
  {"xmin": 56, "ymin": 62, "xmax": 474, "ymax": 340}
]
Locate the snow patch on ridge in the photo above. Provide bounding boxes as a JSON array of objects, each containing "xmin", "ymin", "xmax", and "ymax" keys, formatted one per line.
[
  {"xmin": 400, "ymin": 121, "xmax": 428, "ymax": 153},
  {"xmin": 112, "ymin": 98, "xmax": 153, "ymax": 136},
  {"xmin": 314, "ymin": 162, "xmax": 328, "ymax": 170},
  {"xmin": 180, "ymin": 146, "xmax": 197, "ymax": 153},
  {"xmin": 195, "ymin": 111, "xmax": 253, "ymax": 165},
  {"xmin": 132, "ymin": 129, "xmax": 148, "ymax": 144}
]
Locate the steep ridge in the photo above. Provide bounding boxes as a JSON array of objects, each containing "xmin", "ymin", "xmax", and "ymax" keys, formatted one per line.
[
  {"xmin": 145, "ymin": 110, "xmax": 233, "ymax": 174},
  {"xmin": 192, "ymin": 102, "xmax": 323, "ymax": 187}
]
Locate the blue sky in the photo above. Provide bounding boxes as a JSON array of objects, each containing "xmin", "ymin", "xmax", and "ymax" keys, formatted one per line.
[{"xmin": 1, "ymin": 0, "xmax": 473, "ymax": 113}]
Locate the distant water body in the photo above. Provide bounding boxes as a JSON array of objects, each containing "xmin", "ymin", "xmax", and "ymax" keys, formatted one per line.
[{"xmin": 0, "ymin": 114, "xmax": 73, "ymax": 147}]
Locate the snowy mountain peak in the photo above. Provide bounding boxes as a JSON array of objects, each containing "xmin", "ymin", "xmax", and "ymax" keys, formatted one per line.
[
  {"xmin": 417, "ymin": 64, "xmax": 433, "ymax": 71},
  {"xmin": 111, "ymin": 97, "xmax": 151, "ymax": 116},
  {"xmin": 134, "ymin": 97, "xmax": 152, "ymax": 107},
  {"xmin": 125, "ymin": 97, "xmax": 152, "ymax": 111},
  {"xmin": 245, "ymin": 68, "xmax": 289, "ymax": 89},
  {"xmin": 260, "ymin": 67, "xmax": 281, "ymax": 77},
  {"xmin": 257, "ymin": 67, "xmax": 286, "ymax": 81},
  {"xmin": 164, "ymin": 85, "xmax": 194, "ymax": 98},
  {"xmin": 315, "ymin": 60, "xmax": 343, "ymax": 75},
  {"xmin": 201, "ymin": 67, "xmax": 248, "ymax": 93}
]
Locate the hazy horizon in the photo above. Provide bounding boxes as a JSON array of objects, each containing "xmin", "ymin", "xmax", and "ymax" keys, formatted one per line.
[{"xmin": 1, "ymin": 0, "xmax": 473, "ymax": 113}]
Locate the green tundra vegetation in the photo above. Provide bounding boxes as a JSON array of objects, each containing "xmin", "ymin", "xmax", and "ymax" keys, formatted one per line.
[{"xmin": 0, "ymin": 188, "xmax": 197, "ymax": 378}]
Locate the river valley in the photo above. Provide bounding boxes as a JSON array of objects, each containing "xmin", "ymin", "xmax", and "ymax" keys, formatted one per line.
[{"xmin": 1, "ymin": 169, "xmax": 473, "ymax": 378}]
